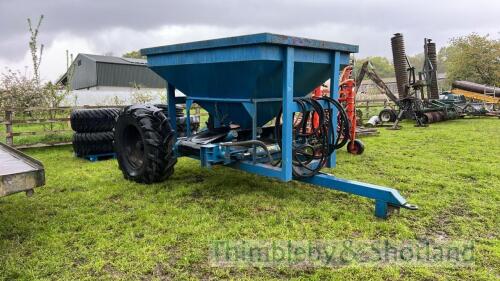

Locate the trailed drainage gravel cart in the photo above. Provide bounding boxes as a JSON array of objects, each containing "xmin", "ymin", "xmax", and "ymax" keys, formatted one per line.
[{"xmin": 113, "ymin": 33, "xmax": 418, "ymax": 218}]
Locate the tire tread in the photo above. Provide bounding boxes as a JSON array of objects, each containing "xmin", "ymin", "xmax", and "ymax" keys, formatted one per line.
[{"xmin": 114, "ymin": 105, "xmax": 177, "ymax": 184}]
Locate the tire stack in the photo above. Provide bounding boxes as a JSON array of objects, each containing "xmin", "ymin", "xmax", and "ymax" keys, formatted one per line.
[{"xmin": 70, "ymin": 108, "xmax": 120, "ymax": 157}]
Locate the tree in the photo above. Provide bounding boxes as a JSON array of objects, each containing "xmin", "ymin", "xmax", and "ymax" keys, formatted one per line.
[
  {"xmin": 122, "ymin": 50, "xmax": 145, "ymax": 59},
  {"xmin": 407, "ymin": 53, "xmax": 424, "ymax": 72},
  {"xmin": 43, "ymin": 82, "xmax": 67, "ymax": 108},
  {"xmin": 27, "ymin": 15, "xmax": 44, "ymax": 87},
  {"xmin": 443, "ymin": 33, "xmax": 500, "ymax": 85},
  {"xmin": 408, "ymin": 51, "xmax": 447, "ymax": 74},
  {"xmin": 436, "ymin": 47, "xmax": 449, "ymax": 74},
  {"xmin": 354, "ymin": 56, "xmax": 394, "ymax": 78},
  {"xmin": 130, "ymin": 82, "xmax": 154, "ymax": 104},
  {"xmin": 0, "ymin": 69, "xmax": 45, "ymax": 108},
  {"xmin": 1, "ymin": 14, "xmax": 71, "ymax": 109}
]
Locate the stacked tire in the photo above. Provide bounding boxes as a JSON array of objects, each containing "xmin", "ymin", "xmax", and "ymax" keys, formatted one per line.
[{"xmin": 70, "ymin": 108, "xmax": 120, "ymax": 157}]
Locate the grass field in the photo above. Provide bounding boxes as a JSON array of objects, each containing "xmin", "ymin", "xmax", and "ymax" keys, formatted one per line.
[{"xmin": 0, "ymin": 118, "xmax": 499, "ymax": 280}]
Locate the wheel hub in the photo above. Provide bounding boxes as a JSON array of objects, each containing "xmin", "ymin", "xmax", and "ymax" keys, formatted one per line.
[{"xmin": 123, "ymin": 125, "xmax": 145, "ymax": 169}]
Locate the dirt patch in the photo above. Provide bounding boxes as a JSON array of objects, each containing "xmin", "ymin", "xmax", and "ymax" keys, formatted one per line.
[
  {"xmin": 426, "ymin": 201, "xmax": 473, "ymax": 239},
  {"xmin": 187, "ymin": 175, "xmax": 205, "ymax": 184}
]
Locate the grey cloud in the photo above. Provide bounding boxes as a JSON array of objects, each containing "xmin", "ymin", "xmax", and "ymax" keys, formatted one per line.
[{"xmin": 0, "ymin": 0, "xmax": 498, "ymax": 60}]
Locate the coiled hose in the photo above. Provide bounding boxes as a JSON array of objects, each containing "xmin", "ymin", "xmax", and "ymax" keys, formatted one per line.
[{"xmin": 274, "ymin": 97, "xmax": 350, "ymax": 178}]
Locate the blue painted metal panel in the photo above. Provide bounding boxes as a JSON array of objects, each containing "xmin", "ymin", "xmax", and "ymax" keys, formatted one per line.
[
  {"xmin": 143, "ymin": 34, "xmax": 356, "ymax": 130},
  {"xmin": 148, "ymin": 45, "xmax": 282, "ymax": 66},
  {"xmin": 327, "ymin": 52, "xmax": 341, "ymax": 168},
  {"xmin": 147, "ymin": 45, "xmax": 333, "ymax": 66},
  {"xmin": 200, "ymin": 144, "xmax": 225, "ymax": 167},
  {"xmin": 301, "ymin": 173, "xmax": 407, "ymax": 204},
  {"xmin": 229, "ymin": 161, "xmax": 283, "ymax": 180},
  {"xmin": 150, "ymin": 60, "xmax": 333, "ymax": 129},
  {"xmin": 281, "ymin": 47, "xmax": 294, "ymax": 182},
  {"xmin": 141, "ymin": 33, "xmax": 358, "ymax": 56}
]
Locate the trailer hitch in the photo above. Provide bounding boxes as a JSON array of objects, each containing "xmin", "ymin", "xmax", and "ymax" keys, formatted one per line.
[
  {"xmin": 300, "ymin": 172, "xmax": 418, "ymax": 218},
  {"xmin": 402, "ymin": 202, "xmax": 419, "ymax": 210}
]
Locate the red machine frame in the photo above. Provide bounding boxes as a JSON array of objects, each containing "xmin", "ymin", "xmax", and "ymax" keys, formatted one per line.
[{"xmin": 312, "ymin": 65, "xmax": 364, "ymax": 154}]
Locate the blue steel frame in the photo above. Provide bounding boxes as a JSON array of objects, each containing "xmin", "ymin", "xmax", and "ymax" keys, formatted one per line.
[{"xmin": 161, "ymin": 40, "xmax": 415, "ymax": 219}]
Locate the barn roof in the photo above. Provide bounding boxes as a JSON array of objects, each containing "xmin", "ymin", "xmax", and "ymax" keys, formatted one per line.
[{"xmin": 79, "ymin": 54, "xmax": 147, "ymax": 65}]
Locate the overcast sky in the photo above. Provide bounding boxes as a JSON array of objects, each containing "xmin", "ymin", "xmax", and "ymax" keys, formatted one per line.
[{"xmin": 0, "ymin": 0, "xmax": 498, "ymax": 81}]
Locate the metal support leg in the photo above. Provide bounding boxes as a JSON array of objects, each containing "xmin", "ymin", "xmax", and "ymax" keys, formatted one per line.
[
  {"xmin": 327, "ymin": 51, "xmax": 341, "ymax": 168},
  {"xmin": 185, "ymin": 99, "xmax": 193, "ymax": 137},
  {"xmin": 242, "ymin": 102, "xmax": 257, "ymax": 163},
  {"xmin": 252, "ymin": 101, "xmax": 257, "ymax": 163},
  {"xmin": 167, "ymin": 83, "xmax": 177, "ymax": 137},
  {"xmin": 375, "ymin": 200, "xmax": 389, "ymax": 218},
  {"xmin": 388, "ymin": 110, "xmax": 404, "ymax": 130},
  {"xmin": 281, "ymin": 47, "xmax": 294, "ymax": 181}
]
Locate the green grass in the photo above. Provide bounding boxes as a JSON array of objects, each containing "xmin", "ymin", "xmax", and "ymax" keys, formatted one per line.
[{"xmin": 0, "ymin": 118, "xmax": 499, "ymax": 280}]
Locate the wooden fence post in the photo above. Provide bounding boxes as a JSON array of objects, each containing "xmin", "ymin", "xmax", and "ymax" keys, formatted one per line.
[{"xmin": 5, "ymin": 110, "xmax": 13, "ymax": 146}]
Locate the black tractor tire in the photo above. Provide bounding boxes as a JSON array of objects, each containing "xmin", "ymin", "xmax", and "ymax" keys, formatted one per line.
[
  {"xmin": 73, "ymin": 132, "xmax": 114, "ymax": 156},
  {"xmin": 70, "ymin": 108, "xmax": 120, "ymax": 132},
  {"xmin": 347, "ymin": 139, "xmax": 365, "ymax": 155},
  {"xmin": 379, "ymin": 109, "xmax": 397, "ymax": 123},
  {"xmin": 114, "ymin": 105, "xmax": 177, "ymax": 184}
]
